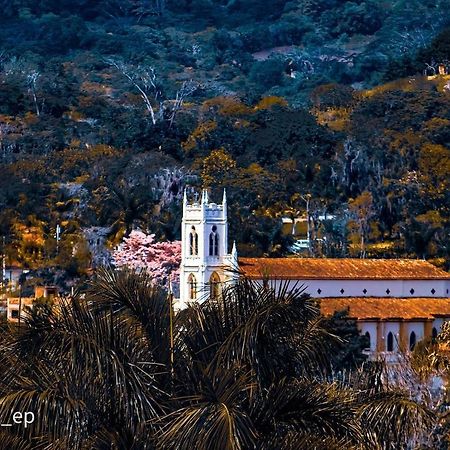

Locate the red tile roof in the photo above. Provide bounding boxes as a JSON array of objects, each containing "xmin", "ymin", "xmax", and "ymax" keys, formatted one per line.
[
  {"xmin": 238, "ymin": 258, "xmax": 450, "ymax": 280},
  {"xmin": 320, "ymin": 297, "xmax": 450, "ymax": 320}
]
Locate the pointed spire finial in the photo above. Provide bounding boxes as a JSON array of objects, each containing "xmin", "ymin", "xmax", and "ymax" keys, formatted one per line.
[
  {"xmin": 222, "ymin": 188, "xmax": 227, "ymax": 205},
  {"xmin": 231, "ymin": 240, "xmax": 238, "ymax": 270},
  {"xmin": 202, "ymin": 189, "xmax": 209, "ymax": 205},
  {"xmin": 183, "ymin": 187, "xmax": 187, "ymax": 205}
]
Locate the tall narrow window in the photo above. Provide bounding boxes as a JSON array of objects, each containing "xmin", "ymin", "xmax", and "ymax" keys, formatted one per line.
[
  {"xmin": 189, "ymin": 227, "xmax": 198, "ymax": 256},
  {"xmin": 209, "ymin": 225, "xmax": 219, "ymax": 256},
  {"xmin": 432, "ymin": 327, "xmax": 438, "ymax": 341},
  {"xmin": 409, "ymin": 331, "xmax": 416, "ymax": 351},
  {"xmin": 365, "ymin": 331, "xmax": 371, "ymax": 350},
  {"xmin": 188, "ymin": 274, "xmax": 197, "ymax": 300},
  {"xmin": 387, "ymin": 332, "xmax": 394, "ymax": 352},
  {"xmin": 210, "ymin": 272, "xmax": 220, "ymax": 299}
]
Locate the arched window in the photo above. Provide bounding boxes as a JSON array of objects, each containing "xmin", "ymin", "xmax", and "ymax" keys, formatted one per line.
[
  {"xmin": 188, "ymin": 274, "xmax": 197, "ymax": 300},
  {"xmin": 387, "ymin": 332, "xmax": 394, "ymax": 352},
  {"xmin": 365, "ymin": 331, "xmax": 371, "ymax": 350},
  {"xmin": 189, "ymin": 227, "xmax": 198, "ymax": 256},
  {"xmin": 409, "ymin": 331, "xmax": 416, "ymax": 351},
  {"xmin": 209, "ymin": 225, "xmax": 219, "ymax": 256},
  {"xmin": 432, "ymin": 327, "xmax": 438, "ymax": 341},
  {"xmin": 209, "ymin": 272, "xmax": 220, "ymax": 300}
]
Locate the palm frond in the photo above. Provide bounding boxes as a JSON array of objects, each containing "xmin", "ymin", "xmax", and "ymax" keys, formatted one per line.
[
  {"xmin": 157, "ymin": 366, "xmax": 257, "ymax": 450},
  {"xmin": 252, "ymin": 378, "xmax": 362, "ymax": 445},
  {"xmin": 88, "ymin": 267, "xmax": 172, "ymax": 366},
  {"xmin": 358, "ymin": 390, "xmax": 435, "ymax": 448}
]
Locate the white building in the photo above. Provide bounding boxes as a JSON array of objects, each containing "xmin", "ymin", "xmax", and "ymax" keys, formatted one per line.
[
  {"xmin": 178, "ymin": 189, "xmax": 450, "ymax": 359},
  {"xmin": 178, "ymin": 189, "xmax": 237, "ymax": 309}
]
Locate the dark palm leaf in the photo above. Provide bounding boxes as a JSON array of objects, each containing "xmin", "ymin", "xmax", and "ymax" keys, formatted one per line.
[
  {"xmin": 178, "ymin": 278, "xmax": 339, "ymax": 385},
  {"xmin": 252, "ymin": 378, "xmax": 362, "ymax": 445},
  {"xmin": 158, "ymin": 366, "xmax": 257, "ymax": 450},
  {"xmin": 260, "ymin": 431, "xmax": 358, "ymax": 450},
  {"xmin": 88, "ymin": 267, "xmax": 172, "ymax": 367},
  {"xmin": 0, "ymin": 430, "xmax": 32, "ymax": 450},
  {"xmin": 358, "ymin": 390, "xmax": 435, "ymax": 448}
]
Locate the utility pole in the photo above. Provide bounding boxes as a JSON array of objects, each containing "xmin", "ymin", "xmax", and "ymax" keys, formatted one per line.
[
  {"xmin": 1, "ymin": 236, "xmax": 5, "ymax": 293},
  {"xmin": 301, "ymin": 194, "xmax": 312, "ymax": 255},
  {"xmin": 55, "ymin": 224, "xmax": 61, "ymax": 255},
  {"xmin": 168, "ymin": 276, "xmax": 174, "ymax": 381},
  {"xmin": 18, "ymin": 283, "xmax": 22, "ymax": 328}
]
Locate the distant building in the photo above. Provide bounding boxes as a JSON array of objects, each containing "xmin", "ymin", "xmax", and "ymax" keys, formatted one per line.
[
  {"xmin": 178, "ymin": 189, "xmax": 450, "ymax": 361},
  {"xmin": 2, "ymin": 266, "xmax": 30, "ymax": 291},
  {"xmin": 6, "ymin": 285, "xmax": 58, "ymax": 323},
  {"xmin": 281, "ymin": 214, "xmax": 336, "ymax": 252}
]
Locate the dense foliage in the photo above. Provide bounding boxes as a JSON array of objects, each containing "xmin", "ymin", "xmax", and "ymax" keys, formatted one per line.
[
  {"xmin": 0, "ymin": 269, "xmax": 434, "ymax": 448},
  {"xmin": 0, "ymin": 1, "xmax": 449, "ymax": 281}
]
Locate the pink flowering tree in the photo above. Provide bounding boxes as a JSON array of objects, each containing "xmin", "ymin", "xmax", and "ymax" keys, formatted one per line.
[{"xmin": 113, "ymin": 230, "xmax": 181, "ymax": 286}]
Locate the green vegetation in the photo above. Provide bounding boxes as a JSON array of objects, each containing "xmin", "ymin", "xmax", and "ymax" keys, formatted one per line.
[
  {"xmin": 0, "ymin": 1, "xmax": 449, "ymax": 278},
  {"xmin": 0, "ymin": 269, "xmax": 434, "ymax": 448}
]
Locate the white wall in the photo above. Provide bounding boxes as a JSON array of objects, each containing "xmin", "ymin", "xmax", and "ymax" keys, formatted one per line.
[
  {"xmin": 261, "ymin": 279, "xmax": 448, "ymax": 298},
  {"xmin": 359, "ymin": 322, "xmax": 377, "ymax": 352}
]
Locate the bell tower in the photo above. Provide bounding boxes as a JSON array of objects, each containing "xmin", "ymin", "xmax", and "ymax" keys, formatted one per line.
[{"xmin": 178, "ymin": 189, "xmax": 237, "ymax": 308}]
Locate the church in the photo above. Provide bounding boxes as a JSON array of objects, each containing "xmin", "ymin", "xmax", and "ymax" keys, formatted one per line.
[{"xmin": 178, "ymin": 189, "xmax": 450, "ymax": 360}]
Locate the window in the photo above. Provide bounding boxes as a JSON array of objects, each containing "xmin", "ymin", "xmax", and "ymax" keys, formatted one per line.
[
  {"xmin": 209, "ymin": 225, "xmax": 219, "ymax": 256},
  {"xmin": 188, "ymin": 274, "xmax": 197, "ymax": 300},
  {"xmin": 409, "ymin": 331, "xmax": 416, "ymax": 351},
  {"xmin": 209, "ymin": 272, "xmax": 220, "ymax": 300},
  {"xmin": 189, "ymin": 227, "xmax": 198, "ymax": 256},
  {"xmin": 365, "ymin": 331, "xmax": 371, "ymax": 350},
  {"xmin": 387, "ymin": 332, "xmax": 394, "ymax": 352},
  {"xmin": 432, "ymin": 327, "xmax": 438, "ymax": 341},
  {"xmin": 11, "ymin": 310, "xmax": 19, "ymax": 319}
]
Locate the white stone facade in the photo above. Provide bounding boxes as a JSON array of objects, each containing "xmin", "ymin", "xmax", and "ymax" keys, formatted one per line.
[{"xmin": 178, "ymin": 189, "xmax": 237, "ymax": 309}]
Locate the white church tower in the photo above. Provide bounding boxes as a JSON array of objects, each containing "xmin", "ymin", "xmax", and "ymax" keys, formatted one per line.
[{"xmin": 178, "ymin": 188, "xmax": 237, "ymax": 308}]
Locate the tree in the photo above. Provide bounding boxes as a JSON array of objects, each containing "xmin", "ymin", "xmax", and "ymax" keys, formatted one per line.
[
  {"xmin": 108, "ymin": 59, "xmax": 196, "ymax": 127},
  {"xmin": 348, "ymin": 191, "xmax": 375, "ymax": 258},
  {"xmin": 200, "ymin": 148, "xmax": 237, "ymax": 188},
  {"xmin": 0, "ymin": 269, "xmax": 433, "ymax": 449},
  {"xmin": 113, "ymin": 229, "xmax": 181, "ymax": 284}
]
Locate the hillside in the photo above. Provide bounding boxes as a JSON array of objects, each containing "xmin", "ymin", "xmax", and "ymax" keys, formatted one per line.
[{"xmin": 0, "ymin": 0, "xmax": 449, "ymax": 280}]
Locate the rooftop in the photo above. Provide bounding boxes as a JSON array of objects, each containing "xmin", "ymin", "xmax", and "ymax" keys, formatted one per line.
[
  {"xmin": 320, "ymin": 297, "xmax": 450, "ymax": 320},
  {"xmin": 238, "ymin": 258, "xmax": 450, "ymax": 280},
  {"xmin": 7, "ymin": 297, "xmax": 34, "ymax": 306}
]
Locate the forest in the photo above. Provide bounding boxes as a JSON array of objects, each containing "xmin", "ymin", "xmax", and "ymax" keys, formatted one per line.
[{"xmin": 0, "ymin": 0, "xmax": 449, "ymax": 284}]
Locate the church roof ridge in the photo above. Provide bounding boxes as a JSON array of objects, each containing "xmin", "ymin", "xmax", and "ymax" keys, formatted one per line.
[{"xmin": 238, "ymin": 257, "xmax": 450, "ymax": 280}]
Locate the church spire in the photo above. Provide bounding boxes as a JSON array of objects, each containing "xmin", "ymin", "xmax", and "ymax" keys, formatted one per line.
[
  {"xmin": 183, "ymin": 187, "xmax": 187, "ymax": 215},
  {"xmin": 201, "ymin": 189, "xmax": 209, "ymax": 205},
  {"xmin": 231, "ymin": 240, "xmax": 238, "ymax": 265}
]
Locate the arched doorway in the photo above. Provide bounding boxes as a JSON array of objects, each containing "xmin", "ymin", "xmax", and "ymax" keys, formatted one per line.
[
  {"xmin": 365, "ymin": 331, "xmax": 371, "ymax": 350},
  {"xmin": 409, "ymin": 331, "xmax": 416, "ymax": 351},
  {"xmin": 188, "ymin": 273, "xmax": 197, "ymax": 300},
  {"xmin": 387, "ymin": 332, "xmax": 394, "ymax": 352},
  {"xmin": 432, "ymin": 327, "xmax": 438, "ymax": 341},
  {"xmin": 209, "ymin": 272, "xmax": 220, "ymax": 300}
]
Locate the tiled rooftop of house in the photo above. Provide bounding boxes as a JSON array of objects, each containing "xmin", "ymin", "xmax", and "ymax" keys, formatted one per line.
[
  {"xmin": 320, "ymin": 297, "xmax": 450, "ymax": 320},
  {"xmin": 238, "ymin": 258, "xmax": 450, "ymax": 280}
]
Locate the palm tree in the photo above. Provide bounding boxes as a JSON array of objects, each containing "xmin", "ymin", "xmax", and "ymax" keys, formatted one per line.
[{"xmin": 0, "ymin": 269, "xmax": 434, "ymax": 449}]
